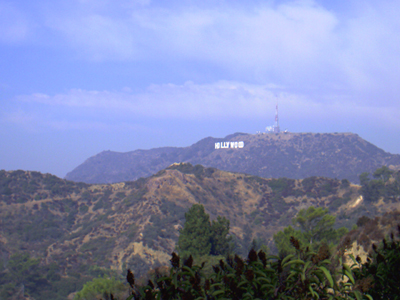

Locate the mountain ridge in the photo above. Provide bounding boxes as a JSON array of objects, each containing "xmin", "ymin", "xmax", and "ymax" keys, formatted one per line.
[{"xmin": 66, "ymin": 132, "xmax": 400, "ymax": 184}]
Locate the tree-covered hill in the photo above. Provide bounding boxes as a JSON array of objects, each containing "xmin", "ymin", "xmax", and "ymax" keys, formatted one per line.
[{"xmin": 1, "ymin": 165, "xmax": 400, "ymax": 299}]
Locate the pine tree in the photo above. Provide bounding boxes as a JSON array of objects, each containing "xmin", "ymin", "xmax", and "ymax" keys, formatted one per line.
[
  {"xmin": 177, "ymin": 204, "xmax": 212, "ymax": 258},
  {"xmin": 177, "ymin": 204, "xmax": 232, "ymax": 258},
  {"xmin": 274, "ymin": 206, "xmax": 348, "ymax": 255},
  {"xmin": 210, "ymin": 216, "xmax": 231, "ymax": 255}
]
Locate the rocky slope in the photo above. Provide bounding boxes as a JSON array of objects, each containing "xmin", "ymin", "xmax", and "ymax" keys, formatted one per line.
[{"xmin": 65, "ymin": 132, "xmax": 400, "ymax": 184}]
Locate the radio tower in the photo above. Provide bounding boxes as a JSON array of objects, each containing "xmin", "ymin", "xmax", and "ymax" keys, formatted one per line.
[{"xmin": 274, "ymin": 103, "xmax": 280, "ymax": 133}]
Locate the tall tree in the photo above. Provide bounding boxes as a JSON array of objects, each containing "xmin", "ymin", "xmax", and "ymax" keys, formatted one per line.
[
  {"xmin": 359, "ymin": 172, "xmax": 370, "ymax": 186},
  {"xmin": 177, "ymin": 204, "xmax": 212, "ymax": 258},
  {"xmin": 373, "ymin": 166, "xmax": 393, "ymax": 182},
  {"xmin": 294, "ymin": 206, "xmax": 337, "ymax": 245},
  {"xmin": 210, "ymin": 216, "xmax": 231, "ymax": 255},
  {"xmin": 177, "ymin": 204, "xmax": 231, "ymax": 258},
  {"xmin": 274, "ymin": 206, "xmax": 348, "ymax": 255}
]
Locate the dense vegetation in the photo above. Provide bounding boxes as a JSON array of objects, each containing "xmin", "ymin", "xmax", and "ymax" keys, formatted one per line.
[
  {"xmin": 176, "ymin": 204, "xmax": 231, "ymax": 258},
  {"xmin": 353, "ymin": 230, "xmax": 400, "ymax": 299},
  {"xmin": 359, "ymin": 166, "xmax": 400, "ymax": 203},
  {"xmin": 75, "ymin": 203, "xmax": 400, "ymax": 299},
  {"xmin": 79, "ymin": 209, "xmax": 400, "ymax": 300},
  {"xmin": 126, "ymin": 245, "xmax": 363, "ymax": 299},
  {"xmin": 274, "ymin": 206, "xmax": 348, "ymax": 255},
  {"xmin": 124, "ymin": 233, "xmax": 400, "ymax": 300}
]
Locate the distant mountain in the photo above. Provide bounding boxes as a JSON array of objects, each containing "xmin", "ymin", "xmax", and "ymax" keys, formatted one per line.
[{"xmin": 66, "ymin": 132, "xmax": 400, "ymax": 184}]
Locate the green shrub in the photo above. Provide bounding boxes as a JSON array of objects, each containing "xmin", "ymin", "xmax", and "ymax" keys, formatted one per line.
[
  {"xmin": 74, "ymin": 276, "xmax": 126, "ymax": 300},
  {"xmin": 79, "ymin": 204, "xmax": 89, "ymax": 213},
  {"xmin": 353, "ymin": 231, "xmax": 400, "ymax": 299},
  {"xmin": 126, "ymin": 241, "xmax": 366, "ymax": 300}
]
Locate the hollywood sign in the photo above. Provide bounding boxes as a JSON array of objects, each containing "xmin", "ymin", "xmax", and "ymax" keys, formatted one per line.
[{"xmin": 215, "ymin": 141, "xmax": 244, "ymax": 149}]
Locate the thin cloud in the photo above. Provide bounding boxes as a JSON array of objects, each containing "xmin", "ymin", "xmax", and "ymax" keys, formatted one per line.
[
  {"xmin": 10, "ymin": 81, "xmax": 400, "ymax": 129},
  {"xmin": 5, "ymin": 0, "xmax": 400, "ymax": 101},
  {"xmin": 39, "ymin": 0, "xmax": 400, "ymax": 99},
  {"xmin": 2, "ymin": 108, "xmax": 153, "ymax": 132}
]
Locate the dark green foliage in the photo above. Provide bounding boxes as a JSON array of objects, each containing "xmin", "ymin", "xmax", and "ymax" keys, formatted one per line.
[
  {"xmin": 359, "ymin": 172, "xmax": 370, "ymax": 186},
  {"xmin": 341, "ymin": 178, "xmax": 350, "ymax": 188},
  {"xmin": 177, "ymin": 204, "xmax": 231, "ymax": 258},
  {"xmin": 177, "ymin": 204, "xmax": 212, "ymax": 258},
  {"xmin": 244, "ymin": 175, "xmax": 269, "ymax": 186},
  {"xmin": 81, "ymin": 190, "xmax": 93, "ymax": 201},
  {"xmin": 167, "ymin": 163, "xmax": 216, "ymax": 180},
  {"xmin": 61, "ymin": 197, "xmax": 76, "ymax": 208},
  {"xmin": 80, "ymin": 237, "xmax": 116, "ymax": 264},
  {"xmin": 74, "ymin": 276, "xmax": 126, "ymax": 300},
  {"xmin": 373, "ymin": 166, "xmax": 393, "ymax": 182},
  {"xmin": 5, "ymin": 207, "xmax": 65, "ymax": 243},
  {"xmin": 0, "ymin": 252, "xmax": 64, "ymax": 299},
  {"xmin": 353, "ymin": 229, "xmax": 400, "ymax": 299},
  {"xmin": 43, "ymin": 173, "xmax": 77, "ymax": 196},
  {"xmin": 358, "ymin": 167, "xmax": 400, "ymax": 203},
  {"xmin": 361, "ymin": 179, "xmax": 384, "ymax": 202},
  {"xmin": 319, "ymin": 182, "xmax": 334, "ymax": 197},
  {"xmin": 210, "ymin": 216, "xmax": 232, "ymax": 255},
  {"xmin": 329, "ymin": 196, "xmax": 351, "ymax": 211},
  {"xmin": 384, "ymin": 181, "xmax": 400, "ymax": 202},
  {"xmin": 79, "ymin": 204, "xmax": 89, "ymax": 213},
  {"xmin": 274, "ymin": 206, "xmax": 348, "ymax": 255},
  {"xmin": 124, "ymin": 187, "xmax": 148, "ymax": 205},
  {"xmin": 126, "ymin": 241, "xmax": 366, "ymax": 300},
  {"xmin": 267, "ymin": 177, "xmax": 295, "ymax": 196},
  {"xmin": 300, "ymin": 177, "xmax": 341, "ymax": 199},
  {"xmin": 301, "ymin": 176, "xmax": 317, "ymax": 192}
]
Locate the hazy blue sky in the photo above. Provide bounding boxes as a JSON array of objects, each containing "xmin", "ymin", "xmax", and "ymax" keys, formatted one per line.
[{"xmin": 1, "ymin": 0, "xmax": 400, "ymax": 178}]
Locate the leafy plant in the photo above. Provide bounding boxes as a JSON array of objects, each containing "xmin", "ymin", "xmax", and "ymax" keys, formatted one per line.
[
  {"xmin": 125, "ymin": 238, "xmax": 368, "ymax": 300},
  {"xmin": 352, "ymin": 228, "xmax": 400, "ymax": 299}
]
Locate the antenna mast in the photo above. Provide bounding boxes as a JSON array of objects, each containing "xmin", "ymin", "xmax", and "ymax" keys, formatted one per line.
[{"xmin": 274, "ymin": 103, "xmax": 280, "ymax": 133}]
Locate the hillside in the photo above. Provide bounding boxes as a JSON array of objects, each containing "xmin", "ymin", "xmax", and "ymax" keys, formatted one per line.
[
  {"xmin": 340, "ymin": 210, "xmax": 400, "ymax": 264},
  {"xmin": 2, "ymin": 165, "xmax": 400, "ymax": 298},
  {"xmin": 65, "ymin": 132, "xmax": 400, "ymax": 184}
]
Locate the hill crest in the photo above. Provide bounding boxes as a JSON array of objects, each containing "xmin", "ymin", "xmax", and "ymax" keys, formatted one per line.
[{"xmin": 66, "ymin": 132, "xmax": 400, "ymax": 184}]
